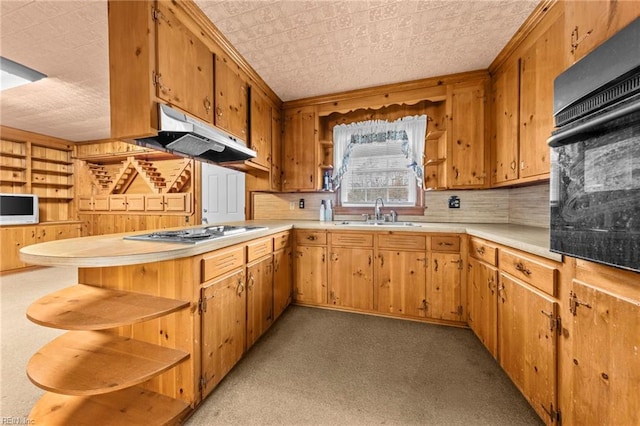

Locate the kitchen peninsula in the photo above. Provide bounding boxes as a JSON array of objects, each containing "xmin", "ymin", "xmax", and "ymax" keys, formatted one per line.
[{"xmin": 21, "ymin": 220, "xmax": 564, "ymax": 424}]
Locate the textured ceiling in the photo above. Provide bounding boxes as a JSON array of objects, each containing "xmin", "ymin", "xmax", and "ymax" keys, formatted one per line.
[{"xmin": 0, "ymin": 0, "xmax": 538, "ymax": 142}]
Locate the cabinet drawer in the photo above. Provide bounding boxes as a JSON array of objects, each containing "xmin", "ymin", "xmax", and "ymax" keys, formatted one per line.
[
  {"xmin": 295, "ymin": 230, "xmax": 327, "ymax": 246},
  {"xmin": 202, "ymin": 245, "xmax": 245, "ymax": 283},
  {"xmin": 247, "ymin": 237, "xmax": 273, "ymax": 262},
  {"xmin": 329, "ymin": 232, "xmax": 373, "ymax": 247},
  {"xmin": 499, "ymin": 249, "xmax": 557, "ymax": 296},
  {"xmin": 431, "ymin": 235, "xmax": 460, "ymax": 252},
  {"xmin": 377, "ymin": 234, "xmax": 426, "ymax": 250},
  {"xmin": 273, "ymin": 232, "xmax": 291, "ymax": 251},
  {"xmin": 469, "ymin": 238, "xmax": 497, "ymax": 266}
]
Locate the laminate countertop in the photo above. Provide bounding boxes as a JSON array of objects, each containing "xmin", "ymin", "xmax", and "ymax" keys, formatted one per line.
[{"xmin": 19, "ymin": 220, "xmax": 561, "ymax": 268}]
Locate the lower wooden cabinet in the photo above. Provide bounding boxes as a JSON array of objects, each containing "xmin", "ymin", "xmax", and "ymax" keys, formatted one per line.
[
  {"xmin": 78, "ymin": 193, "xmax": 191, "ymax": 214},
  {"xmin": 498, "ymin": 273, "xmax": 558, "ymax": 424},
  {"xmin": 427, "ymin": 252, "xmax": 463, "ymax": 321},
  {"xmin": 376, "ymin": 249, "xmax": 427, "ymax": 317},
  {"xmin": 200, "ymin": 268, "xmax": 246, "ymax": 398},
  {"xmin": 246, "ymin": 255, "xmax": 274, "ymax": 349},
  {"xmin": 328, "ymin": 246, "xmax": 374, "ymax": 310},
  {"xmin": 273, "ymin": 244, "xmax": 292, "ymax": 321},
  {"xmin": 294, "ymin": 245, "xmax": 327, "ymax": 305},
  {"xmin": 467, "ymin": 257, "xmax": 498, "ymax": 358}
]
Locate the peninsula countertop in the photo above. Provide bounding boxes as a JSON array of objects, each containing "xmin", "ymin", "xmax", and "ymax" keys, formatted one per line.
[{"xmin": 19, "ymin": 220, "xmax": 561, "ymax": 268}]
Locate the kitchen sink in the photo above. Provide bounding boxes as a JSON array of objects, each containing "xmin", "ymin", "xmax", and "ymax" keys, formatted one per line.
[{"xmin": 336, "ymin": 221, "xmax": 421, "ymax": 227}]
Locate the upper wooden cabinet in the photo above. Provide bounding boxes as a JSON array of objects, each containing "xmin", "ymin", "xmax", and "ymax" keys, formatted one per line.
[
  {"xmin": 490, "ymin": 4, "xmax": 564, "ymax": 186},
  {"xmin": 249, "ymin": 87, "xmax": 272, "ymax": 169},
  {"xmin": 282, "ymin": 107, "xmax": 318, "ymax": 191},
  {"xmin": 448, "ymin": 79, "xmax": 489, "ymax": 188},
  {"xmin": 155, "ymin": 1, "xmax": 213, "ymax": 124},
  {"xmin": 214, "ymin": 56, "xmax": 248, "ymax": 140},
  {"xmin": 565, "ymin": 1, "xmax": 640, "ymax": 65}
]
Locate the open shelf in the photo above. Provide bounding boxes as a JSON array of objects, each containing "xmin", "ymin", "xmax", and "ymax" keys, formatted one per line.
[
  {"xmin": 36, "ymin": 196, "xmax": 74, "ymax": 200},
  {"xmin": 31, "ymin": 156, "xmax": 73, "ymax": 165},
  {"xmin": 27, "ymin": 330, "xmax": 190, "ymax": 396},
  {"xmin": 27, "ymin": 284, "xmax": 190, "ymax": 330},
  {"xmin": 29, "ymin": 386, "xmax": 190, "ymax": 425},
  {"xmin": 0, "ymin": 150, "xmax": 26, "ymax": 159},
  {"xmin": 0, "ymin": 164, "xmax": 27, "ymax": 171},
  {"xmin": 32, "ymin": 182, "xmax": 74, "ymax": 188}
]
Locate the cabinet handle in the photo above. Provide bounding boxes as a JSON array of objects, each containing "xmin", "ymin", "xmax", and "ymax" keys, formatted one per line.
[
  {"xmin": 330, "ymin": 252, "xmax": 338, "ymax": 262},
  {"xmin": 570, "ymin": 25, "xmax": 593, "ymax": 55},
  {"xmin": 368, "ymin": 255, "xmax": 372, "ymax": 266},
  {"xmin": 455, "ymin": 168, "xmax": 459, "ymax": 179},
  {"xmin": 438, "ymin": 242, "xmax": 453, "ymax": 247},
  {"xmin": 309, "ymin": 174, "xmax": 313, "ymax": 183},
  {"xmin": 330, "ymin": 290, "xmax": 335, "ymax": 303},
  {"xmin": 476, "ymin": 247, "xmax": 485, "ymax": 255},
  {"xmin": 487, "ymin": 277, "xmax": 496, "ymax": 294},
  {"xmin": 379, "ymin": 254, "xmax": 384, "ymax": 267},
  {"xmin": 510, "ymin": 161, "xmax": 516, "ymax": 170},
  {"xmin": 514, "ymin": 262, "xmax": 532, "ymax": 276},
  {"xmin": 498, "ymin": 284, "xmax": 506, "ymax": 303},
  {"xmin": 418, "ymin": 299, "xmax": 428, "ymax": 312},
  {"xmin": 434, "ymin": 259, "xmax": 438, "ymax": 272},
  {"xmin": 203, "ymin": 97, "xmax": 212, "ymax": 113},
  {"xmin": 306, "ymin": 235, "xmax": 316, "ymax": 241},
  {"xmin": 236, "ymin": 281, "xmax": 244, "ymax": 296},
  {"xmin": 248, "ymin": 274, "xmax": 255, "ymax": 290}
]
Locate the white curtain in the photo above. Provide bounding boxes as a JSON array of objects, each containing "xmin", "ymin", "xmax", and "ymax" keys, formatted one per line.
[{"xmin": 332, "ymin": 115, "xmax": 427, "ymax": 189}]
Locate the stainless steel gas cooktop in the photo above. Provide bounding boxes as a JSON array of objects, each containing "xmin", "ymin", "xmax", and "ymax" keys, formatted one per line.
[{"xmin": 123, "ymin": 225, "xmax": 267, "ymax": 244}]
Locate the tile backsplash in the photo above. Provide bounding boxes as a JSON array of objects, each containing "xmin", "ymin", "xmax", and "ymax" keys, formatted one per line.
[{"xmin": 253, "ymin": 182, "xmax": 550, "ymax": 228}]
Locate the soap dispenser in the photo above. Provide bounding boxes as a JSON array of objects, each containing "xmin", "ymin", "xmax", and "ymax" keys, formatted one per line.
[
  {"xmin": 325, "ymin": 200, "xmax": 333, "ymax": 222},
  {"xmin": 319, "ymin": 200, "xmax": 326, "ymax": 221}
]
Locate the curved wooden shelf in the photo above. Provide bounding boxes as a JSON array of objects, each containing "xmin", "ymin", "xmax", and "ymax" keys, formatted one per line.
[
  {"xmin": 29, "ymin": 386, "xmax": 191, "ymax": 425},
  {"xmin": 27, "ymin": 330, "xmax": 190, "ymax": 396},
  {"xmin": 27, "ymin": 284, "xmax": 189, "ymax": 330}
]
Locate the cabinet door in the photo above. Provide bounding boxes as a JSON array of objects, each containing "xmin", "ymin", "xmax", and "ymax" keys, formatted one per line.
[
  {"xmin": 569, "ymin": 279, "xmax": 640, "ymax": 425},
  {"xmin": 270, "ymin": 107, "xmax": 282, "ymax": 191},
  {"xmin": 328, "ymin": 247, "xmax": 374, "ymax": 310},
  {"xmin": 201, "ymin": 269, "xmax": 246, "ymax": 398},
  {"xmin": 467, "ymin": 257, "xmax": 498, "ymax": 357},
  {"xmin": 427, "ymin": 252, "xmax": 463, "ymax": 321},
  {"xmin": 273, "ymin": 247, "xmax": 292, "ymax": 320},
  {"xmin": 498, "ymin": 273, "xmax": 557, "ymax": 424},
  {"xmin": 282, "ymin": 108, "xmax": 317, "ymax": 191},
  {"xmin": 155, "ymin": 1, "xmax": 213, "ymax": 123},
  {"xmin": 78, "ymin": 196, "xmax": 93, "ymax": 211},
  {"xmin": 0, "ymin": 226, "xmax": 37, "ymax": 271},
  {"xmin": 519, "ymin": 13, "xmax": 564, "ymax": 179},
  {"xmin": 450, "ymin": 80, "xmax": 488, "ymax": 188},
  {"xmin": 565, "ymin": 1, "xmax": 640, "ymax": 64},
  {"xmin": 214, "ymin": 56, "xmax": 248, "ymax": 140},
  {"xmin": 492, "ymin": 59, "xmax": 520, "ymax": 185},
  {"xmin": 145, "ymin": 194, "xmax": 165, "ymax": 212},
  {"xmin": 246, "ymin": 256, "xmax": 274, "ymax": 348},
  {"xmin": 93, "ymin": 195, "xmax": 109, "ymax": 211},
  {"xmin": 375, "ymin": 250, "xmax": 427, "ymax": 317},
  {"xmin": 294, "ymin": 245, "xmax": 327, "ymax": 304},
  {"xmin": 109, "ymin": 195, "xmax": 127, "ymax": 211},
  {"xmin": 164, "ymin": 193, "xmax": 190, "ymax": 212},
  {"xmin": 249, "ymin": 87, "xmax": 271, "ymax": 168},
  {"xmin": 126, "ymin": 194, "xmax": 145, "ymax": 211}
]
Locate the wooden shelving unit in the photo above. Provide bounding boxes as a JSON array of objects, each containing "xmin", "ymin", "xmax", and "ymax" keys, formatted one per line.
[
  {"xmin": 26, "ymin": 284, "xmax": 192, "ymax": 424},
  {"xmin": 423, "ymin": 130, "xmax": 448, "ymax": 190}
]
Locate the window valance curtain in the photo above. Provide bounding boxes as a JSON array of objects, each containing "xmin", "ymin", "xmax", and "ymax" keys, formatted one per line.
[{"xmin": 332, "ymin": 115, "xmax": 427, "ymax": 189}]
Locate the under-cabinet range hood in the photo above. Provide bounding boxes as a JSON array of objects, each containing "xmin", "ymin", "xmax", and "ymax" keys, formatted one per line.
[{"xmin": 135, "ymin": 104, "xmax": 256, "ymax": 163}]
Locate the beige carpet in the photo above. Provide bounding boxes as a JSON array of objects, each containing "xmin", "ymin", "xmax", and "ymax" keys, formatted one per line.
[{"xmin": 1, "ymin": 266, "xmax": 542, "ymax": 425}]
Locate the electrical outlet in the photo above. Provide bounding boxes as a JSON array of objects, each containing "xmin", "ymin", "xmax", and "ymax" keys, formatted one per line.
[
  {"xmin": 299, "ymin": 198, "xmax": 305, "ymax": 209},
  {"xmin": 448, "ymin": 196, "xmax": 460, "ymax": 209}
]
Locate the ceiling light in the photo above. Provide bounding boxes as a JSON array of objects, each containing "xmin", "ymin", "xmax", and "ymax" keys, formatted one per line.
[{"xmin": 0, "ymin": 56, "xmax": 47, "ymax": 91}]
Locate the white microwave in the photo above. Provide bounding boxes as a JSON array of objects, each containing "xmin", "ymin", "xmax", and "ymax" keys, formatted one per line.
[{"xmin": 0, "ymin": 193, "xmax": 39, "ymax": 225}]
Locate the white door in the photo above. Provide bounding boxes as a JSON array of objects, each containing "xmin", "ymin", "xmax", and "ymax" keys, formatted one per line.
[{"xmin": 201, "ymin": 162, "xmax": 245, "ymax": 224}]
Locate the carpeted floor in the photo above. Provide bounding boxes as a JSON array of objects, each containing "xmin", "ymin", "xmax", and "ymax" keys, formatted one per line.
[{"xmin": 1, "ymin": 266, "xmax": 542, "ymax": 425}]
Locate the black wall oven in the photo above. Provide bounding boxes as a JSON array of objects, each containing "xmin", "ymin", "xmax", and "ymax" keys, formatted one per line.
[{"xmin": 548, "ymin": 17, "xmax": 640, "ymax": 273}]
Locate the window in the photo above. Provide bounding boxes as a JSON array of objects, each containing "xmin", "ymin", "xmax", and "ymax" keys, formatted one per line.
[
  {"xmin": 332, "ymin": 115, "xmax": 427, "ymax": 209},
  {"xmin": 341, "ymin": 141, "xmax": 417, "ymax": 207}
]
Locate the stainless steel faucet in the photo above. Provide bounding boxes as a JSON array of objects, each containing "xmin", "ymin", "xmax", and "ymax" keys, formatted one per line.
[{"xmin": 374, "ymin": 198, "xmax": 385, "ymax": 221}]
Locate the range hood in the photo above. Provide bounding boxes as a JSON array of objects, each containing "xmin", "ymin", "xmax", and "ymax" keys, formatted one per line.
[{"xmin": 135, "ymin": 104, "xmax": 256, "ymax": 163}]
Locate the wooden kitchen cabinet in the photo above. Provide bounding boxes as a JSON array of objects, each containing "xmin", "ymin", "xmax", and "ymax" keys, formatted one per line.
[
  {"xmin": 567, "ymin": 278, "xmax": 640, "ymax": 425},
  {"xmin": 498, "ymin": 273, "xmax": 558, "ymax": 425},
  {"xmin": 270, "ymin": 107, "xmax": 283, "ymax": 191},
  {"xmin": 282, "ymin": 106, "xmax": 318, "ymax": 191},
  {"xmin": 249, "ymin": 87, "xmax": 272, "ymax": 169},
  {"xmin": 154, "ymin": 1, "xmax": 213, "ymax": 124},
  {"xmin": 564, "ymin": 1, "xmax": 640, "ymax": 65},
  {"xmin": 427, "ymin": 252, "xmax": 463, "ymax": 321},
  {"xmin": 246, "ymin": 255, "xmax": 274, "ymax": 349},
  {"xmin": 214, "ymin": 55, "xmax": 248, "ymax": 140},
  {"xmin": 273, "ymin": 232, "xmax": 292, "ymax": 320},
  {"xmin": 492, "ymin": 59, "xmax": 520, "ymax": 185},
  {"xmin": 328, "ymin": 246, "xmax": 374, "ymax": 310},
  {"xmin": 294, "ymin": 230, "xmax": 327, "ymax": 305},
  {"xmin": 449, "ymin": 78, "xmax": 489, "ymax": 188},
  {"xmin": 201, "ymin": 268, "xmax": 246, "ymax": 398},
  {"xmin": 376, "ymin": 249, "xmax": 427, "ymax": 318},
  {"xmin": 518, "ymin": 11, "xmax": 564, "ymax": 180},
  {"xmin": 467, "ymin": 257, "xmax": 498, "ymax": 358}
]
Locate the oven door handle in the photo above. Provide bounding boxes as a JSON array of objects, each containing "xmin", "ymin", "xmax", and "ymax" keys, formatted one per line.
[{"xmin": 547, "ymin": 99, "xmax": 640, "ymax": 147}]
